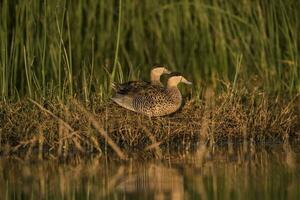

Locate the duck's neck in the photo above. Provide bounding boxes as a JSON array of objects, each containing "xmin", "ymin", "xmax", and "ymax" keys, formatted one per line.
[
  {"xmin": 150, "ymin": 71, "xmax": 161, "ymax": 85},
  {"xmin": 166, "ymin": 85, "xmax": 181, "ymax": 103},
  {"xmin": 167, "ymin": 85, "xmax": 179, "ymax": 90}
]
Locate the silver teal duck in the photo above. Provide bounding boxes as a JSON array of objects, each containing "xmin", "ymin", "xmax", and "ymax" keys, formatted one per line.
[
  {"xmin": 111, "ymin": 73, "xmax": 192, "ymax": 117},
  {"xmin": 112, "ymin": 65, "xmax": 170, "ymax": 94}
]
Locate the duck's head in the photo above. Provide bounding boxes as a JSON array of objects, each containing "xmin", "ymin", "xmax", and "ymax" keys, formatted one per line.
[
  {"xmin": 151, "ymin": 65, "xmax": 171, "ymax": 76},
  {"xmin": 150, "ymin": 65, "xmax": 171, "ymax": 84},
  {"xmin": 167, "ymin": 73, "xmax": 192, "ymax": 87}
]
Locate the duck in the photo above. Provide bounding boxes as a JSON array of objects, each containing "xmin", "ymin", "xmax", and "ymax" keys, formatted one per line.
[
  {"xmin": 111, "ymin": 73, "xmax": 192, "ymax": 117},
  {"xmin": 113, "ymin": 65, "xmax": 171, "ymax": 95}
]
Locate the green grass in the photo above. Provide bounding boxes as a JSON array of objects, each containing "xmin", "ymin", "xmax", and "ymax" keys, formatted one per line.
[{"xmin": 0, "ymin": 0, "xmax": 299, "ymax": 101}]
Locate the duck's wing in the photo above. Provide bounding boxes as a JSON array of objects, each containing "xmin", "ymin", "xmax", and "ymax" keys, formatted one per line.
[
  {"xmin": 133, "ymin": 84, "xmax": 164, "ymax": 96},
  {"xmin": 111, "ymin": 82, "xmax": 158, "ymax": 113},
  {"xmin": 114, "ymin": 81, "xmax": 151, "ymax": 95}
]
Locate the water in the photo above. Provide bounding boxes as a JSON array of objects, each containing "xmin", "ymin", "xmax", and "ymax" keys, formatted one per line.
[{"xmin": 1, "ymin": 145, "xmax": 300, "ymax": 200}]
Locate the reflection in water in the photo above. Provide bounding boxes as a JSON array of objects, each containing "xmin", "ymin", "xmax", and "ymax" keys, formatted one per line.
[
  {"xmin": 116, "ymin": 163, "xmax": 184, "ymax": 200},
  {"xmin": 0, "ymin": 145, "xmax": 300, "ymax": 200}
]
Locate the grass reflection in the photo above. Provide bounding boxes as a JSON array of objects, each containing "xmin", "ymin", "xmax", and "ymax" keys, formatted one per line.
[{"xmin": 0, "ymin": 145, "xmax": 299, "ymax": 200}]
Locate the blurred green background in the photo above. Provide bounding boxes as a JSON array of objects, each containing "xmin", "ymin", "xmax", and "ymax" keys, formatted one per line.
[{"xmin": 0, "ymin": 0, "xmax": 299, "ymax": 101}]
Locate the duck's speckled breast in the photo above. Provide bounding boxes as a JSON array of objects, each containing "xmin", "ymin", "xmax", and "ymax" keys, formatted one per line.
[{"xmin": 133, "ymin": 88, "xmax": 182, "ymax": 117}]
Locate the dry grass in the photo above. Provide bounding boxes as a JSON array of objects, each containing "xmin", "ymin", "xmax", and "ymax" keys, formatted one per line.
[{"xmin": 0, "ymin": 89, "xmax": 299, "ymax": 160}]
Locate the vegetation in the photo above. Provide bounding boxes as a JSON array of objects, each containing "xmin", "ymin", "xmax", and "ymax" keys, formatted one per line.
[
  {"xmin": 0, "ymin": 88, "xmax": 299, "ymax": 159},
  {"xmin": 0, "ymin": 0, "xmax": 299, "ymax": 158},
  {"xmin": 0, "ymin": 0, "xmax": 299, "ymax": 100}
]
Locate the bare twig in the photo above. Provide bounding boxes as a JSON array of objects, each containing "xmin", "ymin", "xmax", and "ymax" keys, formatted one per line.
[
  {"xmin": 29, "ymin": 99, "xmax": 74, "ymax": 132},
  {"xmin": 72, "ymin": 99, "xmax": 127, "ymax": 160}
]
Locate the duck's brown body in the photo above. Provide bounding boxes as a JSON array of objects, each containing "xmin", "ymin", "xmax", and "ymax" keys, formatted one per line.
[{"xmin": 112, "ymin": 86, "xmax": 182, "ymax": 117}]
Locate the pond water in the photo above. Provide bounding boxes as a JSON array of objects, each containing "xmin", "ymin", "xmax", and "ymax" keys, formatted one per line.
[{"xmin": 0, "ymin": 144, "xmax": 300, "ymax": 200}]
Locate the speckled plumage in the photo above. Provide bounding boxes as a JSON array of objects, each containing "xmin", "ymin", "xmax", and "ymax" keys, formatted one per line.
[
  {"xmin": 111, "ymin": 85, "xmax": 182, "ymax": 117},
  {"xmin": 131, "ymin": 86, "xmax": 182, "ymax": 116}
]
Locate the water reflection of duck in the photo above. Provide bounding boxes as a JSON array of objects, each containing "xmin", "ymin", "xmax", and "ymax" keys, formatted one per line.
[
  {"xmin": 111, "ymin": 73, "xmax": 192, "ymax": 117},
  {"xmin": 116, "ymin": 164, "xmax": 184, "ymax": 200}
]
